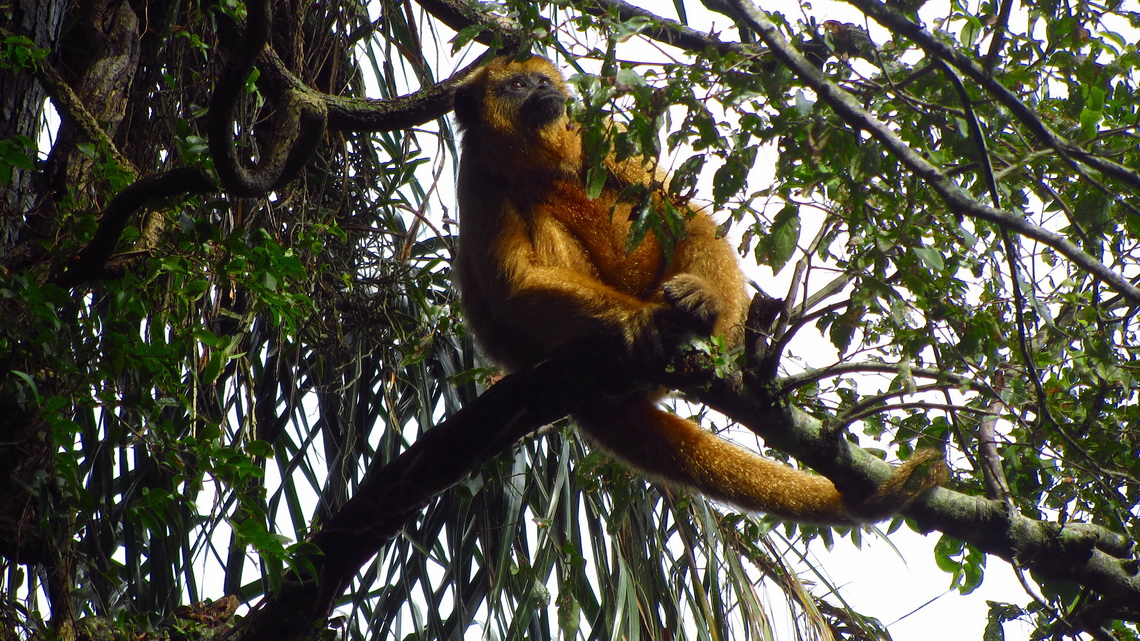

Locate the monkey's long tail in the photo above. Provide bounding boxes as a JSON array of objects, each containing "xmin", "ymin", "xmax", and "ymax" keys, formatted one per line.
[
  {"xmin": 575, "ymin": 398, "xmax": 949, "ymax": 524},
  {"xmin": 572, "ymin": 397, "xmax": 858, "ymax": 525}
]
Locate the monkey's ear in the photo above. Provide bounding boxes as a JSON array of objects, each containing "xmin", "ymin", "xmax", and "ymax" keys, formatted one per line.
[{"xmin": 452, "ymin": 77, "xmax": 482, "ymax": 131}]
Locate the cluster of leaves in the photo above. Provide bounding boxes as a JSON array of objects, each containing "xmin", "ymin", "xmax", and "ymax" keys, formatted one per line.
[{"xmin": 604, "ymin": 0, "xmax": 1140, "ymax": 530}]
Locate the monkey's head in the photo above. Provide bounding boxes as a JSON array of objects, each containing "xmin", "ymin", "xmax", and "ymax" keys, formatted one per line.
[{"xmin": 454, "ymin": 56, "xmax": 580, "ymax": 174}]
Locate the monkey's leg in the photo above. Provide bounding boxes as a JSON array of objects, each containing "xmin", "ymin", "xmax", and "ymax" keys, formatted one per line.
[{"xmin": 489, "ymin": 265, "xmax": 671, "ymax": 356}]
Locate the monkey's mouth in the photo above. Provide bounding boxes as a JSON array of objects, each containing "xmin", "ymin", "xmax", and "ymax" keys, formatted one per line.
[{"xmin": 521, "ymin": 91, "xmax": 568, "ymax": 128}]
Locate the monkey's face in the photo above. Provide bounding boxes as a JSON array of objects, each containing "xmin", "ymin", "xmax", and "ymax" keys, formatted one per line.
[
  {"xmin": 454, "ymin": 56, "xmax": 571, "ymax": 140},
  {"xmin": 495, "ymin": 70, "xmax": 567, "ymax": 129}
]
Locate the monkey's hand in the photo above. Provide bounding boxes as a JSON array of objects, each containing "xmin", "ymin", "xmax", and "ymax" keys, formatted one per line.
[
  {"xmin": 661, "ymin": 274, "xmax": 722, "ymax": 335},
  {"xmin": 629, "ymin": 274, "xmax": 723, "ymax": 364}
]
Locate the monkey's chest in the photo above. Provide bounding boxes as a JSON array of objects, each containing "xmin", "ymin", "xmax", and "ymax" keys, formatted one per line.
[{"xmin": 527, "ymin": 181, "xmax": 667, "ymax": 299}]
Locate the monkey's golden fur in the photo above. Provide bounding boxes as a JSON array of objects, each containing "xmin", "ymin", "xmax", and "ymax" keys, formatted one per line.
[{"xmin": 453, "ymin": 56, "xmax": 945, "ymax": 525}]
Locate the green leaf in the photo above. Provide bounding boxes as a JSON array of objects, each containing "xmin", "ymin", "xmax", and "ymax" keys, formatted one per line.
[
  {"xmin": 246, "ymin": 439, "xmax": 274, "ymax": 458},
  {"xmin": 760, "ymin": 204, "xmax": 801, "ymax": 274},
  {"xmin": 983, "ymin": 614, "xmax": 1006, "ymax": 641},
  {"xmin": 1074, "ymin": 188, "xmax": 1111, "ymax": 231},
  {"xmin": 586, "ymin": 165, "xmax": 607, "ymax": 200},
  {"xmin": 614, "ymin": 67, "xmax": 645, "ymax": 88},
  {"xmin": 10, "ymin": 370, "xmax": 39, "ymax": 398},
  {"xmin": 712, "ymin": 146, "xmax": 757, "ymax": 203},
  {"xmin": 913, "ymin": 245, "xmax": 945, "ymax": 271}
]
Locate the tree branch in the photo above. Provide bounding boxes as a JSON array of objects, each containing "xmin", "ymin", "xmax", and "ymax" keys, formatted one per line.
[
  {"xmin": 52, "ymin": 168, "xmax": 215, "ymax": 287},
  {"xmin": 413, "ymin": 0, "xmax": 524, "ymax": 51},
  {"xmin": 658, "ymin": 345, "xmax": 1140, "ymax": 616},
  {"xmin": 779, "ymin": 362, "xmax": 969, "ymax": 394},
  {"xmin": 239, "ymin": 321, "xmax": 1138, "ymax": 641},
  {"xmin": 238, "ymin": 341, "xmax": 638, "ymax": 641},
  {"xmin": 254, "ymin": 46, "xmax": 483, "ymax": 133},
  {"xmin": 207, "ymin": 0, "xmax": 327, "ymax": 197},
  {"xmin": 581, "ymin": 0, "xmax": 746, "ymax": 56}
]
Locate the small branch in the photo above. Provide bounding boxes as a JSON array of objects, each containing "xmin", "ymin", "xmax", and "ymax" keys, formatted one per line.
[
  {"xmin": 724, "ymin": 0, "xmax": 1140, "ymax": 306},
  {"xmin": 982, "ymin": 0, "xmax": 1016, "ymax": 73},
  {"xmin": 413, "ymin": 0, "xmax": 524, "ymax": 51},
  {"xmin": 837, "ymin": 400, "xmax": 999, "ymax": 430},
  {"xmin": 582, "ymin": 0, "xmax": 746, "ymax": 57},
  {"xmin": 933, "ymin": 54, "xmax": 1042, "ymax": 509},
  {"xmin": 976, "ymin": 396, "xmax": 1012, "ymax": 501},
  {"xmin": 52, "ymin": 168, "xmax": 216, "ymax": 287},
  {"xmin": 841, "ymin": 0, "xmax": 1140, "ymax": 195},
  {"xmin": 794, "ymin": 273, "xmax": 851, "ymax": 322},
  {"xmin": 780, "ymin": 361, "xmax": 969, "ymax": 394}
]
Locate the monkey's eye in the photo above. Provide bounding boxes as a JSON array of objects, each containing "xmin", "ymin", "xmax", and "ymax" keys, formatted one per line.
[{"xmin": 502, "ymin": 74, "xmax": 530, "ymax": 91}]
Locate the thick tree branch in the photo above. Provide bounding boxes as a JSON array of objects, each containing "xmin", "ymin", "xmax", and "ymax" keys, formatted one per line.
[
  {"xmin": 239, "ymin": 342, "xmax": 637, "ymax": 641},
  {"xmin": 657, "ymin": 346, "xmax": 1140, "ymax": 618},
  {"xmin": 52, "ymin": 168, "xmax": 215, "ymax": 287},
  {"xmin": 255, "ymin": 46, "xmax": 483, "ymax": 133}
]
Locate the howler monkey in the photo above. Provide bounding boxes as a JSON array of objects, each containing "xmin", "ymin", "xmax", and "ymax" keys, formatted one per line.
[{"xmin": 452, "ymin": 56, "xmax": 944, "ymax": 525}]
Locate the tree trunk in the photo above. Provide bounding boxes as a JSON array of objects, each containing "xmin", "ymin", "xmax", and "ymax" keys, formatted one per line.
[{"xmin": 0, "ymin": 0, "xmax": 65, "ymax": 252}]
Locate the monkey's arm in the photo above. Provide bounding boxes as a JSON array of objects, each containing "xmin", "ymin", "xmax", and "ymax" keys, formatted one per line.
[
  {"xmin": 494, "ymin": 261, "xmax": 664, "ymax": 354},
  {"xmin": 490, "ymin": 210, "xmax": 748, "ymax": 360},
  {"xmin": 599, "ymin": 152, "xmax": 749, "ymax": 329}
]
